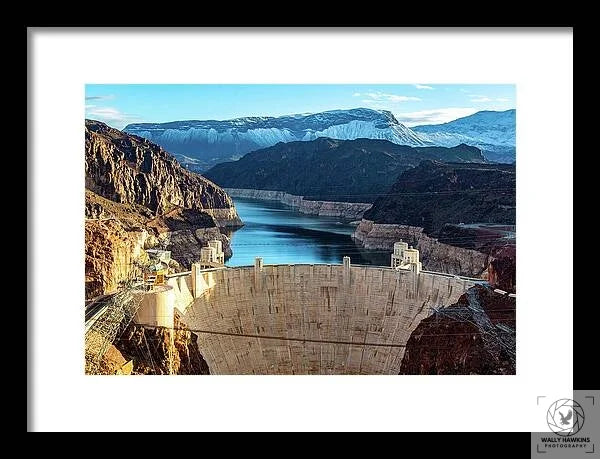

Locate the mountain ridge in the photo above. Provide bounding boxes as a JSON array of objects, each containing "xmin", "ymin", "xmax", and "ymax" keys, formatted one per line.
[
  {"xmin": 413, "ymin": 109, "xmax": 515, "ymax": 163},
  {"xmin": 203, "ymin": 137, "xmax": 486, "ymax": 203},
  {"xmin": 124, "ymin": 108, "xmax": 430, "ymax": 171},
  {"xmin": 362, "ymin": 159, "xmax": 516, "ymax": 234}
]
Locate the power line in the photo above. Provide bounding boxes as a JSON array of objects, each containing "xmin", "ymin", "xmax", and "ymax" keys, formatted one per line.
[{"xmin": 124, "ymin": 322, "xmax": 515, "ymax": 346}]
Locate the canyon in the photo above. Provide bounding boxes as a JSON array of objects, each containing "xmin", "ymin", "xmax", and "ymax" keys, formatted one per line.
[
  {"xmin": 85, "ymin": 120, "xmax": 241, "ymax": 300},
  {"xmin": 225, "ymin": 188, "xmax": 372, "ymax": 220},
  {"xmin": 86, "ymin": 114, "xmax": 516, "ymax": 376}
]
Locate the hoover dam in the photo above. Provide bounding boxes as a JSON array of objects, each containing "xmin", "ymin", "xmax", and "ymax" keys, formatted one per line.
[{"xmin": 132, "ymin": 254, "xmax": 482, "ymax": 375}]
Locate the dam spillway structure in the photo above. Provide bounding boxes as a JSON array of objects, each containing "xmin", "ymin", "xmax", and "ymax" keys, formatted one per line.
[{"xmin": 132, "ymin": 243, "xmax": 481, "ymax": 375}]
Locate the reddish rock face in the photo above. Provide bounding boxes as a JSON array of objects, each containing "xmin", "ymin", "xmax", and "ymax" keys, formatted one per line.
[
  {"xmin": 114, "ymin": 316, "xmax": 210, "ymax": 375},
  {"xmin": 399, "ymin": 285, "xmax": 515, "ymax": 375},
  {"xmin": 85, "ymin": 119, "xmax": 241, "ymax": 225},
  {"xmin": 488, "ymin": 246, "xmax": 516, "ymax": 293},
  {"xmin": 84, "ymin": 120, "xmax": 242, "ymax": 299},
  {"xmin": 85, "ymin": 217, "xmax": 149, "ymax": 299}
]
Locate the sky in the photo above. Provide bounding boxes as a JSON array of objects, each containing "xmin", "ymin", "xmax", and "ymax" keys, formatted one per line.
[{"xmin": 85, "ymin": 84, "xmax": 515, "ymax": 130}]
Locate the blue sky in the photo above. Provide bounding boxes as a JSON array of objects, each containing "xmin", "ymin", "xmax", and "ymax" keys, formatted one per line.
[{"xmin": 85, "ymin": 84, "xmax": 515, "ymax": 130}]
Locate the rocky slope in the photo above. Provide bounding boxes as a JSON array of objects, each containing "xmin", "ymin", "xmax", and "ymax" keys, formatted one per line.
[
  {"xmin": 353, "ymin": 161, "xmax": 515, "ymax": 277},
  {"xmin": 124, "ymin": 108, "xmax": 429, "ymax": 171},
  {"xmin": 85, "ymin": 120, "xmax": 241, "ymax": 299},
  {"xmin": 86, "ymin": 119, "xmax": 241, "ymax": 226},
  {"xmin": 113, "ymin": 315, "xmax": 210, "ymax": 375},
  {"xmin": 204, "ymin": 138, "xmax": 486, "ymax": 202},
  {"xmin": 84, "ymin": 215, "xmax": 150, "ymax": 299},
  {"xmin": 353, "ymin": 220, "xmax": 492, "ymax": 277},
  {"xmin": 487, "ymin": 246, "xmax": 516, "ymax": 292},
  {"xmin": 225, "ymin": 188, "xmax": 372, "ymax": 220},
  {"xmin": 413, "ymin": 109, "xmax": 516, "ymax": 163},
  {"xmin": 399, "ymin": 284, "xmax": 516, "ymax": 375},
  {"xmin": 363, "ymin": 160, "xmax": 515, "ymax": 234},
  {"xmin": 99, "ymin": 345, "xmax": 134, "ymax": 375}
]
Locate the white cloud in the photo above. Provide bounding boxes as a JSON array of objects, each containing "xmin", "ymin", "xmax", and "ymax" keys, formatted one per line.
[
  {"xmin": 361, "ymin": 99, "xmax": 395, "ymax": 110},
  {"xmin": 85, "ymin": 106, "xmax": 144, "ymax": 129},
  {"xmin": 85, "ymin": 94, "xmax": 115, "ymax": 101},
  {"xmin": 470, "ymin": 96, "xmax": 493, "ymax": 103},
  {"xmin": 395, "ymin": 107, "xmax": 479, "ymax": 127},
  {"xmin": 354, "ymin": 91, "xmax": 421, "ymax": 103},
  {"xmin": 414, "ymin": 84, "xmax": 434, "ymax": 90},
  {"xmin": 469, "ymin": 94, "xmax": 510, "ymax": 103}
]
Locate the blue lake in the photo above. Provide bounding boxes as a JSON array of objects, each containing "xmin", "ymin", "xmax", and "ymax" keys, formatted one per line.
[{"xmin": 225, "ymin": 198, "xmax": 387, "ymax": 267}]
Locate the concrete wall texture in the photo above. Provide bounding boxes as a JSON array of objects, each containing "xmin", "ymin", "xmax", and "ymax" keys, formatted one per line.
[
  {"xmin": 165, "ymin": 264, "xmax": 477, "ymax": 375},
  {"xmin": 134, "ymin": 285, "xmax": 176, "ymax": 328}
]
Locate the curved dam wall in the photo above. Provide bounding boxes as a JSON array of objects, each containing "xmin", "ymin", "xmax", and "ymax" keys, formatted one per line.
[{"xmin": 171, "ymin": 264, "xmax": 478, "ymax": 375}]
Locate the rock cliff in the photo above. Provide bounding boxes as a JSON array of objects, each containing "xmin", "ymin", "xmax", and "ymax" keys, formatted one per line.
[
  {"xmin": 362, "ymin": 160, "xmax": 515, "ymax": 235},
  {"xmin": 487, "ymin": 246, "xmax": 516, "ymax": 293},
  {"xmin": 99, "ymin": 345, "xmax": 133, "ymax": 375},
  {"xmin": 353, "ymin": 160, "xmax": 515, "ymax": 277},
  {"xmin": 113, "ymin": 315, "xmax": 210, "ymax": 375},
  {"xmin": 399, "ymin": 285, "xmax": 516, "ymax": 375},
  {"xmin": 85, "ymin": 120, "xmax": 242, "ymax": 300},
  {"xmin": 85, "ymin": 216, "xmax": 150, "ymax": 299},
  {"xmin": 225, "ymin": 188, "xmax": 372, "ymax": 220},
  {"xmin": 353, "ymin": 220, "xmax": 491, "ymax": 277},
  {"xmin": 86, "ymin": 119, "xmax": 241, "ymax": 226}
]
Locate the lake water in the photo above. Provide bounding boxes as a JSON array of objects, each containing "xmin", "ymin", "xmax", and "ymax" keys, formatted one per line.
[{"xmin": 225, "ymin": 198, "xmax": 387, "ymax": 267}]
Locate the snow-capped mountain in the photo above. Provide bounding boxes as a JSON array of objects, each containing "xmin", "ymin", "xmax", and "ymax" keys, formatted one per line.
[
  {"xmin": 412, "ymin": 109, "xmax": 516, "ymax": 163},
  {"xmin": 124, "ymin": 108, "xmax": 430, "ymax": 171}
]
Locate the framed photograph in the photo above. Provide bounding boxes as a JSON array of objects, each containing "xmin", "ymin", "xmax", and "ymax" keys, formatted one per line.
[{"xmin": 29, "ymin": 28, "xmax": 575, "ymax": 434}]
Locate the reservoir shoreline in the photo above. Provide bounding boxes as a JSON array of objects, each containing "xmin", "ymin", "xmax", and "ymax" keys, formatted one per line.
[
  {"xmin": 225, "ymin": 197, "xmax": 388, "ymax": 267},
  {"xmin": 225, "ymin": 188, "xmax": 372, "ymax": 221}
]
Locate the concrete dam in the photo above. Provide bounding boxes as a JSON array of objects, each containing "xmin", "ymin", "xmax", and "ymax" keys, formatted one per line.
[{"xmin": 134, "ymin": 257, "xmax": 480, "ymax": 374}]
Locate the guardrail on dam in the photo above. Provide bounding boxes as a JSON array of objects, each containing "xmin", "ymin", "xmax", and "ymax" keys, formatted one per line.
[{"xmin": 133, "ymin": 261, "xmax": 481, "ymax": 374}]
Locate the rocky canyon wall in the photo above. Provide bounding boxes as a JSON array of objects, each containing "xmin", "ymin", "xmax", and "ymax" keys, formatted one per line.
[
  {"xmin": 85, "ymin": 120, "xmax": 241, "ymax": 226},
  {"xmin": 85, "ymin": 218, "xmax": 150, "ymax": 299},
  {"xmin": 399, "ymin": 285, "xmax": 516, "ymax": 375},
  {"xmin": 225, "ymin": 188, "xmax": 372, "ymax": 220},
  {"xmin": 113, "ymin": 316, "xmax": 210, "ymax": 375},
  {"xmin": 353, "ymin": 219, "xmax": 490, "ymax": 277},
  {"xmin": 85, "ymin": 120, "xmax": 242, "ymax": 299}
]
